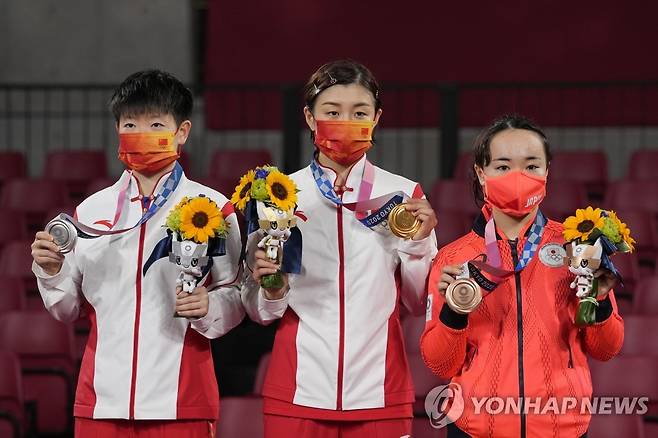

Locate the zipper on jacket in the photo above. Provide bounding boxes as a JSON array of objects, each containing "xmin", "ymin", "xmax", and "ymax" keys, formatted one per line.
[
  {"xmin": 129, "ymin": 200, "xmax": 149, "ymax": 419},
  {"xmin": 336, "ymin": 203, "xmax": 346, "ymax": 410},
  {"xmin": 567, "ymin": 344, "xmax": 574, "ymax": 368},
  {"xmin": 509, "ymin": 239, "xmax": 526, "ymax": 438}
]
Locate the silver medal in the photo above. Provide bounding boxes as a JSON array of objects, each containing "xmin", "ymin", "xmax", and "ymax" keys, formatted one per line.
[{"xmin": 45, "ymin": 217, "xmax": 78, "ymax": 254}]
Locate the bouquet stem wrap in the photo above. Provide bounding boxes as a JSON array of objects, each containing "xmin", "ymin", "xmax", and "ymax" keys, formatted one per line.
[{"xmin": 575, "ymin": 277, "xmax": 599, "ymax": 327}]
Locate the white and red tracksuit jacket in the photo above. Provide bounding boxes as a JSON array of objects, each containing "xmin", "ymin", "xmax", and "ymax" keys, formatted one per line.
[
  {"xmin": 242, "ymin": 155, "xmax": 438, "ymax": 420},
  {"xmin": 33, "ymin": 168, "xmax": 244, "ymax": 420}
]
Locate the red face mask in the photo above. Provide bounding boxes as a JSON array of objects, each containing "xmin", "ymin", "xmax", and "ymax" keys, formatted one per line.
[
  {"xmin": 118, "ymin": 131, "xmax": 180, "ymax": 173},
  {"xmin": 484, "ymin": 171, "xmax": 547, "ymax": 217},
  {"xmin": 314, "ymin": 120, "xmax": 374, "ymax": 166}
]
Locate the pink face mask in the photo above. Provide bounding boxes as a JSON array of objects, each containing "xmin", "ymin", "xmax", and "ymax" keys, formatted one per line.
[
  {"xmin": 484, "ymin": 171, "xmax": 547, "ymax": 217},
  {"xmin": 314, "ymin": 120, "xmax": 374, "ymax": 166}
]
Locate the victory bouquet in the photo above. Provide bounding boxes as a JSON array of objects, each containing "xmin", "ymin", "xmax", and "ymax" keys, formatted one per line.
[
  {"xmin": 164, "ymin": 195, "xmax": 229, "ymax": 293},
  {"xmin": 563, "ymin": 207, "xmax": 636, "ymax": 326},
  {"xmin": 231, "ymin": 165, "xmax": 302, "ymax": 289}
]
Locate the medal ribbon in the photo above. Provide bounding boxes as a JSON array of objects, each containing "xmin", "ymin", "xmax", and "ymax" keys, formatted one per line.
[
  {"xmin": 310, "ymin": 159, "xmax": 408, "ymax": 231},
  {"xmin": 468, "ymin": 211, "xmax": 547, "ymax": 289},
  {"xmin": 59, "ymin": 162, "xmax": 184, "ymax": 237}
]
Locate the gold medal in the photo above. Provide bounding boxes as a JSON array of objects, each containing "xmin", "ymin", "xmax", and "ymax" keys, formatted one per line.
[
  {"xmin": 445, "ymin": 278, "xmax": 482, "ymax": 314},
  {"xmin": 388, "ymin": 203, "xmax": 422, "ymax": 239}
]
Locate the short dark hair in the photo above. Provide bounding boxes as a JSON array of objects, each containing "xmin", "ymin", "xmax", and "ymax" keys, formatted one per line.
[
  {"xmin": 471, "ymin": 114, "xmax": 552, "ymax": 205},
  {"xmin": 109, "ymin": 69, "xmax": 193, "ymax": 125},
  {"xmin": 303, "ymin": 59, "xmax": 382, "ymax": 112}
]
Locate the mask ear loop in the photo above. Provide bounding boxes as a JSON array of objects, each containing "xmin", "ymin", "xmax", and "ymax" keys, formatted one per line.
[{"xmin": 172, "ymin": 124, "xmax": 183, "ymax": 155}]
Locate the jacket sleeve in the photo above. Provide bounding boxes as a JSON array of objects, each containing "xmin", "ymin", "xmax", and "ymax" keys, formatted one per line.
[
  {"xmin": 420, "ymin": 250, "xmax": 469, "ymax": 379},
  {"xmin": 582, "ymin": 291, "xmax": 624, "ymax": 361},
  {"xmin": 397, "ymin": 184, "xmax": 438, "ymax": 316},
  {"xmin": 191, "ymin": 205, "xmax": 245, "ymax": 338},
  {"xmin": 240, "ymin": 231, "xmax": 290, "ymax": 325},
  {"xmin": 32, "ymin": 251, "xmax": 84, "ymax": 323}
]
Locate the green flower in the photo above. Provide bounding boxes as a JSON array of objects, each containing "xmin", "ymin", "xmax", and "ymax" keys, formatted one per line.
[
  {"xmin": 251, "ymin": 178, "xmax": 269, "ymax": 201},
  {"xmin": 600, "ymin": 216, "xmax": 622, "ymax": 244},
  {"xmin": 165, "ymin": 209, "xmax": 182, "ymax": 233}
]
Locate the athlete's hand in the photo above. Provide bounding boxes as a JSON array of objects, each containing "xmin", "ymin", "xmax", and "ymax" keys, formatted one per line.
[
  {"xmin": 594, "ymin": 268, "xmax": 617, "ymax": 298},
  {"xmin": 31, "ymin": 231, "xmax": 64, "ymax": 276},
  {"xmin": 175, "ymin": 286, "xmax": 209, "ymax": 318},
  {"xmin": 437, "ymin": 264, "xmax": 465, "ymax": 295},
  {"xmin": 253, "ymin": 249, "xmax": 288, "ymax": 300},
  {"xmin": 404, "ymin": 198, "xmax": 438, "ymax": 241}
]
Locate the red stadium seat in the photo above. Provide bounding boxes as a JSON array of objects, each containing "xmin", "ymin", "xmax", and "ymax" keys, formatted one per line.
[
  {"xmin": 0, "ymin": 152, "xmax": 26, "ymax": 185},
  {"xmin": 178, "ymin": 150, "xmax": 192, "ymax": 176},
  {"xmin": 587, "ymin": 414, "xmax": 645, "ymax": 438},
  {"xmin": 408, "ymin": 353, "xmax": 448, "ymax": 415},
  {"xmin": 252, "ymin": 352, "xmax": 271, "ymax": 395},
  {"xmin": 613, "ymin": 210, "xmax": 658, "ymax": 261},
  {"xmin": 0, "ymin": 350, "xmax": 24, "ymax": 438},
  {"xmin": 197, "ymin": 177, "xmax": 238, "ymax": 197},
  {"xmin": 208, "ymin": 149, "xmax": 273, "ymax": 180},
  {"xmin": 590, "ymin": 355, "xmax": 658, "ymax": 427},
  {"xmin": 44, "ymin": 150, "xmax": 108, "ymax": 203},
  {"xmin": 402, "ymin": 315, "xmax": 427, "ymax": 354},
  {"xmin": 0, "ymin": 312, "xmax": 75, "ymax": 436},
  {"xmin": 412, "ymin": 417, "xmax": 447, "ymax": 438},
  {"xmin": 627, "ymin": 149, "xmax": 658, "ymax": 181},
  {"xmin": 604, "ymin": 180, "xmax": 658, "ymax": 214},
  {"xmin": 435, "ymin": 211, "xmax": 471, "ymax": 249},
  {"xmin": 548, "ymin": 151, "xmax": 608, "ymax": 200},
  {"xmin": 0, "ymin": 211, "xmax": 27, "ymax": 249},
  {"xmin": 452, "ymin": 152, "xmax": 472, "ymax": 180},
  {"xmin": 618, "ymin": 316, "xmax": 658, "ymax": 358},
  {"xmin": 217, "ymin": 397, "xmax": 263, "ymax": 438},
  {"xmin": 86, "ymin": 177, "xmax": 116, "ymax": 197},
  {"xmin": 0, "ymin": 276, "xmax": 27, "ymax": 314},
  {"xmin": 0, "ymin": 179, "xmax": 70, "ymax": 231},
  {"xmin": 429, "ymin": 180, "xmax": 480, "ymax": 217},
  {"xmin": 610, "ymin": 253, "xmax": 641, "ymax": 298},
  {"xmin": 633, "ymin": 276, "xmax": 658, "ymax": 316},
  {"xmin": 0, "ymin": 240, "xmax": 39, "ymax": 309},
  {"xmin": 44, "ymin": 205, "xmax": 77, "ymax": 225},
  {"xmin": 44, "ymin": 150, "xmax": 108, "ymax": 183},
  {"xmin": 590, "ymin": 356, "xmax": 658, "ymax": 399},
  {"xmin": 542, "ymin": 180, "xmax": 588, "ymax": 222}
]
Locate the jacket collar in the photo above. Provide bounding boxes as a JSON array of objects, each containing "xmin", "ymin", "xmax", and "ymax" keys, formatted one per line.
[
  {"xmin": 472, "ymin": 206, "xmax": 542, "ymax": 240},
  {"xmin": 315, "ymin": 154, "xmax": 368, "ymax": 201}
]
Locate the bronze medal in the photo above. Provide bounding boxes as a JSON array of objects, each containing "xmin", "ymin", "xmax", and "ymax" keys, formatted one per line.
[
  {"xmin": 388, "ymin": 203, "xmax": 422, "ymax": 239},
  {"xmin": 445, "ymin": 278, "xmax": 482, "ymax": 314}
]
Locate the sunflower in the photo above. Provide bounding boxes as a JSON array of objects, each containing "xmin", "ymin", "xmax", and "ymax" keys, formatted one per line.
[
  {"xmin": 563, "ymin": 206, "xmax": 605, "ymax": 242},
  {"xmin": 266, "ymin": 170, "xmax": 297, "ymax": 211},
  {"xmin": 618, "ymin": 220, "xmax": 636, "ymax": 252},
  {"xmin": 231, "ymin": 170, "xmax": 255, "ymax": 211},
  {"xmin": 179, "ymin": 196, "xmax": 224, "ymax": 243}
]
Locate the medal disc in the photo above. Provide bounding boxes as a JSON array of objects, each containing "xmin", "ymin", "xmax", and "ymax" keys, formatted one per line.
[
  {"xmin": 388, "ymin": 203, "xmax": 422, "ymax": 239},
  {"xmin": 445, "ymin": 278, "xmax": 482, "ymax": 314},
  {"xmin": 45, "ymin": 218, "xmax": 78, "ymax": 254}
]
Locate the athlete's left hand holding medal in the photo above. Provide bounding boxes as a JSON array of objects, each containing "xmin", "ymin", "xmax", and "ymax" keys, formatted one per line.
[{"xmin": 389, "ymin": 198, "xmax": 438, "ymax": 240}]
